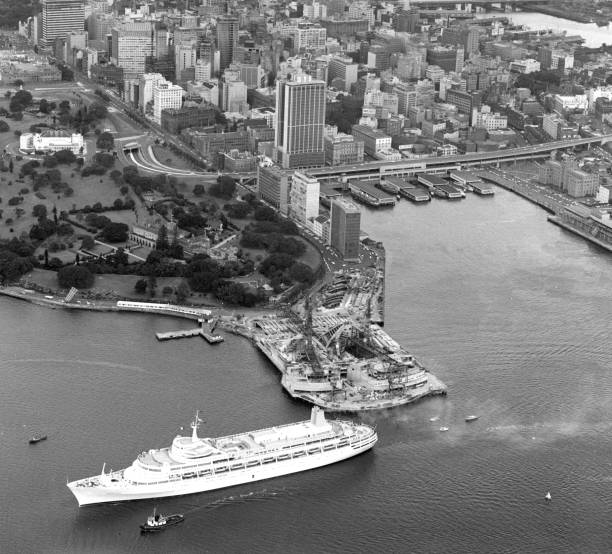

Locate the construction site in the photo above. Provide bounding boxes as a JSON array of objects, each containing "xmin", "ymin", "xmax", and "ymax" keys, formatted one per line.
[{"xmin": 227, "ymin": 269, "xmax": 447, "ymax": 412}]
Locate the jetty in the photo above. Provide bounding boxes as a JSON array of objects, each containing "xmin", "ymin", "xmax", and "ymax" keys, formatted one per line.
[{"xmin": 155, "ymin": 318, "xmax": 224, "ymax": 343}]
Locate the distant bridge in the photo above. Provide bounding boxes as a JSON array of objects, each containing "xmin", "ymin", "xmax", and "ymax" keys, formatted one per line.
[
  {"xmin": 307, "ymin": 136, "xmax": 612, "ymax": 181},
  {"xmin": 409, "ymin": 0, "xmax": 551, "ymax": 4}
]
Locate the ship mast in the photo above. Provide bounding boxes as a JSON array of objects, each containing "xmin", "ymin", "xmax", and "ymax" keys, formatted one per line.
[{"xmin": 191, "ymin": 411, "xmax": 202, "ymax": 441}]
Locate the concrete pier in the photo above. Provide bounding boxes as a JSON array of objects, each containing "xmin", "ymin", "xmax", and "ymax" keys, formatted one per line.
[{"xmin": 155, "ymin": 328, "xmax": 224, "ymax": 343}]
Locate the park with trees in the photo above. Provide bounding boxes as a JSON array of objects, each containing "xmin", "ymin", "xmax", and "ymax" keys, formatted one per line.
[{"xmin": 0, "ymin": 85, "xmax": 321, "ymax": 306}]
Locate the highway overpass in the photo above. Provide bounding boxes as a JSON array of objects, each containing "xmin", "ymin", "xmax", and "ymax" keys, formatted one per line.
[{"xmin": 307, "ymin": 136, "xmax": 612, "ymax": 181}]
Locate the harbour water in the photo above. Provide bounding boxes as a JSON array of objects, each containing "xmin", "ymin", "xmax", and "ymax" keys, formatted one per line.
[
  {"xmin": 477, "ymin": 12, "xmax": 612, "ymax": 48},
  {"xmin": 3, "ymin": 187, "xmax": 612, "ymax": 552}
]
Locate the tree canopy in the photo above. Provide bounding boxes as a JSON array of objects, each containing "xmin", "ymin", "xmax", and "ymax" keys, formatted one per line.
[
  {"xmin": 0, "ymin": 239, "xmax": 34, "ymax": 283},
  {"xmin": 96, "ymin": 131, "xmax": 114, "ymax": 150},
  {"xmin": 209, "ymin": 175, "xmax": 236, "ymax": 199},
  {"xmin": 326, "ymin": 95, "xmax": 363, "ymax": 134},
  {"xmin": 9, "ymin": 89, "xmax": 33, "ymax": 113},
  {"xmin": 57, "ymin": 265, "xmax": 94, "ymax": 289},
  {"xmin": 100, "ymin": 222, "xmax": 129, "ymax": 243}
]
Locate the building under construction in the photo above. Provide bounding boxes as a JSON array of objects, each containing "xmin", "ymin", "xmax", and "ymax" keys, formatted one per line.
[{"xmin": 249, "ymin": 269, "xmax": 446, "ymax": 411}]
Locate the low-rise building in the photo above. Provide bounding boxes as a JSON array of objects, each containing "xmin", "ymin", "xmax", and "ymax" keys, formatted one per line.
[
  {"xmin": 351, "ymin": 125, "xmax": 391, "ymax": 157},
  {"xmin": 161, "ymin": 105, "xmax": 216, "ymax": 134},
  {"xmin": 509, "ymin": 58, "xmax": 541, "ymax": 74},
  {"xmin": 0, "ymin": 61, "xmax": 61, "ymax": 82},
  {"xmin": 473, "ymin": 108, "xmax": 507, "ymax": 131},
  {"xmin": 187, "ymin": 130, "xmax": 250, "ymax": 167},
  {"xmin": 153, "ymin": 80, "xmax": 184, "ymax": 125},
  {"xmin": 129, "ymin": 223, "xmax": 159, "ymax": 248},
  {"xmin": 374, "ymin": 148, "xmax": 402, "ymax": 161},
  {"xmin": 539, "ymin": 159, "xmax": 599, "ymax": 197},
  {"xmin": 552, "ymin": 94, "xmax": 588, "ymax": 114},
  {"xmin": 542, "ymin": 113, "xmax": 577, "ymax": 140},
  {"xmin": 20, "ymin": 130, "xmax": 83, "ymax": 154},
  {"xmin": 223, "ymin": 149, "xmax": 258, "ymax": 172},
  {"xmin": 437, "ymin": 143, "xmax": 458, "ymax": 156},
  {"xmin": 257, "ymin": 164, "xmax": 291, "ymax": 216},
  {"xmin": 324, "ymin": 133, "xmax": 364, "ymax": 165}
]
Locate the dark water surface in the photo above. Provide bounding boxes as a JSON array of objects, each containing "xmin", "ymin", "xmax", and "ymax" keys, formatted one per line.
[{"xmin": 2, "ymin": 187, "xmax": 612, "ymax": 553}]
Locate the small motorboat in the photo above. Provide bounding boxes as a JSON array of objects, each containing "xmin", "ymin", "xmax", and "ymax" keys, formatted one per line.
[
  {"xmin": 545, "ymin": 491, "xmax": 552, "ymax": 502},
  {"xmin": 140, "ymin": 508, "xmax": 184, "ymax": 533},
  {"xmin": 29, "ymin": 434, "xmax": 47, "ymax": 444},
  {"xmin": 429, "ymin": 416, "xmax": 439, "ymax": 422},
  {"xmin": 439, "ymin": 427, "xmax": 449, "ymax": 432},
  {"xmin": 465, "ymin": 415, "xmax": 479, "ymax": 423}
]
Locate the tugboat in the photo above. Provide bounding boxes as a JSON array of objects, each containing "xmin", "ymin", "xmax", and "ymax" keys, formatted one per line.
[
  {"xmin": 140, "ymin": 508, "xmax": 184, "ymax": 533},
  {"xmin": 29, "ymin": 434, "xmax": 47, "ymax": 444}
]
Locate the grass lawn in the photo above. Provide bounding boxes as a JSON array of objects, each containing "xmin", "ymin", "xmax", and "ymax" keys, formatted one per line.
[
  {"xmin": 24, "ymin": 267, "xmax": 189, "ymax": 300},
  {"xmin": 0, "ymin": 163, "xmax": 133, "ymax": 240},
  {"xmin": 0, "ymin": 92, "xmax": 144, "ymax": 242},
  {"xmin": 152, "ymin": 145, "xmax": 197, "ymax": 172}
]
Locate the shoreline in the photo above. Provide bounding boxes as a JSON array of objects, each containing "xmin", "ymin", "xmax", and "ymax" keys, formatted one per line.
[
  {"xmin": 528, "ymin": 5, "xmax": 595, "ymax": 25},
  {"xmin": 0, "ymin": 286, "xmax": 273, "ymax": 321},
  {"xmin": 547, "ymin": 216, "xmax": 612, "ymax": 253},
  {"xmin": 1, "ymin": 284, "xmax": 448, "ymax": 413}
]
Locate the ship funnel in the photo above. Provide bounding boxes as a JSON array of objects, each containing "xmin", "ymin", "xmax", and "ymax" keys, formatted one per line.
[{"xmin": 311, "ymin": 406, "xmax": 326, "ymax": 426}]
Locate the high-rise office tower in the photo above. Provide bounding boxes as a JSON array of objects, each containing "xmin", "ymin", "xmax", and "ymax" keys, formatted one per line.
[
  {"xmin": 275, "ymin": 75, "xmax": 326, "ymax": 169},
  {"xmin": 175, "ymin": 43, "xmax": 197, "ymax": 81},
  {"xmin": 330, "ymin": 198, "xmax": 361, "ymax": 260},
  {"xmin": 217, "ymin": 15, "xmax": 238, "ymax": 73},
  {"xmin": 111, "ymin": 22, "xmax": 155, "ymax": 78},
  {"xmin": 41, "ymin": 0, "xmax": 84, "ymax": 50}
]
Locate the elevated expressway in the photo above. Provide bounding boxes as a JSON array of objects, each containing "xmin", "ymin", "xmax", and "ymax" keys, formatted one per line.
[
  {"xmin": 116, "ymin": 137, "xmax": 257, "ymax": 183},
  {"xmin": 307, "ymin": 136, "xmax": 612, "ymax": 182}
]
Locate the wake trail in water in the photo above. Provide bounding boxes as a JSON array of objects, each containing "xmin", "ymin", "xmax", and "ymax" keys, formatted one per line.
[
  {"xmin": 201, "ymin": 487, "xmax": 296, "ymax": 511},
  {"xmin": 1, "ymin": 358, "xmax": 148, "ymax": 374}
]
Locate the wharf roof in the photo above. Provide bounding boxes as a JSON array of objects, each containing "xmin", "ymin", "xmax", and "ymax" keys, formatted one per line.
[
  {"xmin": 384, "ymin": 176, "xmax": 408, "ymax": 187},
  {"xmin": 417, "ymin": 173, "xmax": 447, "ymax": 186},
  {"xmin": 438, "ymin": 184, "xmax": 462, "ymax": 194},
  {"xmin": 350, "ymin": 180, "xmax": 395, "ymax": 200},
  {"xmin": 449, "ymin": 170, "xmax": 481, "ymax": 182}
]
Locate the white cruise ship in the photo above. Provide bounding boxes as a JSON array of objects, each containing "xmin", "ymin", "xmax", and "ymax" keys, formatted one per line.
[{"xmin": 67, "ymin": 407, "xmax": 377, "ymax": 506}]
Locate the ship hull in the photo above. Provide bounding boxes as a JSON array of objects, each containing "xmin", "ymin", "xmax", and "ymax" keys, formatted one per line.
[{"xmin": 68, "ymin": 440, "xmax": 375, "ymax": 506}]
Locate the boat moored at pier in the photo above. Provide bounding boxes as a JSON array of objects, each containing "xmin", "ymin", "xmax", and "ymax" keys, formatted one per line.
[{"xmin": 67, "ymin": 407, "xmax": 377, "ymax": 506}]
